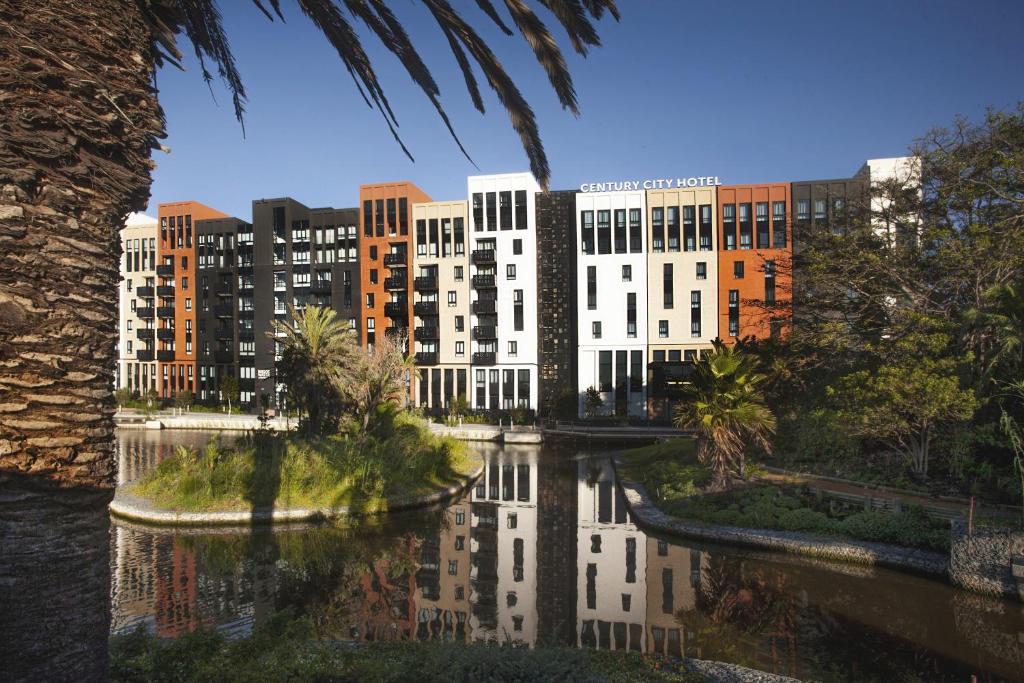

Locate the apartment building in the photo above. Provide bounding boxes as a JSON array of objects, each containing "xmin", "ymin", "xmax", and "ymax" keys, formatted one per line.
[
  {"xmin": 156, "ymin": 201, "xmax": 228, "ymax": 399},
  {"xmin": 467, "ymin": 173, "xmax": 541, "ymax": 412},
  {"xmin": 118, "ymin": 212, "xmax": 158, "ymax": 394},
  {"xmin": 411, "ymin": 200, "xmax": 471, "ymax": 411},
  {"xmin": 716, "ymin": 184, "xmax": 792, "ymax": 342},
  {"xmin": 359, "ymin": 182, "xmax": 431, "ymax": 354},
  {"xmin": 575, "ymin": 190, "xmax": 648, "ymax": 418},
  {"xmin": 413, "ymin": 504, "xmax": 472, "ymax": 642},
  {"xmin": 251, "ymin": 198, "xmax": 360, "ymax": 410}
]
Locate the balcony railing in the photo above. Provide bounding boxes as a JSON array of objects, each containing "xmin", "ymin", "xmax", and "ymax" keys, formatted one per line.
[
  {"xmin": 383, "ymin": 302, "xmax": 407, "ymax": 318},
  {"xmin": 471, "ymin": 274, "xmax": 496, "ymax": 288},
  {"xmin": 156, "ymin": 307, "xmax": 175, "ymax": 318},
  {"xmin": 156, "ymin": 264, "xmax": 174, "ymax": 277},
  {"xmin": 156, "ymin": 350, "xmax": 175, "ymax": 362},
  {"xmin": 136, "ymin": 350, "xmax": 153, "ymax": 362},
  {"xmin": 472, "ymin": 325, "xmax": 497, "ymax": 340},
  {"xmin": 413, "ymin": 301, "xmax": 438, "ymax": 316},
  {"xmin": 156, "ymin": 328, "xmax": 174, "ymax": 341},
  {"xmin": 472, "ymin": 352, "xmax": 496, "ymax": 366},
  {"xmin": 413, "ymin": 276, "xmax": 438, "ymax": 292},
  {"xmin": 415, "ymin": 326, "xmax": 439, "ymax": 340},
  {"xmin": 383, "ymin": 252, "xmax": 406, "ymax": 266},
  {"xmin": 136, "ymin": 286, "xmax": 154, "ymax": 298},
  {"xmin": 156, "ymin": 285, "xmax": 175, "ymax": 297},
  {"xmin": 471, "ymin": 299, "xmax": 496, "ymax": 315},
  {"xmin": 415, "ymin": 352, "xmax": 438, "ymax": 366},
  {"xmin": 214, "ymin": 350, "xmax": 234, "ymax": 364},
  {"xmin": 471, "ymin": 249, "xmax": 496, "ymax": 265},
  {"xmin": 217, "ymin": 289, "xmax": 233, "ymax": 298},
  {"xmin": 311, "ymin": 279, "xmax": 332, "ymax": 292},
  {"xmin": 384, "ymin": 276, "xmax": 407, "ymax": 291},
  {"xmin": 214, "ymin": 304, "xmax": 233, "ymax": 318},
  {"xmin": 136, "ymin": 328, "xmax": 154, "ymax": 341},
  {"xmin": 136, "ymin": 307, "xmax": 154, "ymax": 318}
]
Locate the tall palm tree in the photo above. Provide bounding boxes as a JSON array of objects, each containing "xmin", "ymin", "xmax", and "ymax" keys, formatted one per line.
[
  {"xmin": 0, "ymin": 2, "xmax": 617, "ymax": 678},
  {"xmin": 273, "ymin": 305, "xmax": 358, "ymax": 435},
  {"xmin": 673, "ymin": 342, "xmax": 776, "ymax": 489}
]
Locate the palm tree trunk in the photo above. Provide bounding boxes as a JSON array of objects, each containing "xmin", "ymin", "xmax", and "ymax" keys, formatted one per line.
[{"xmin": 0, "ymin": 3, "xmax": 164, "ymax": 679}]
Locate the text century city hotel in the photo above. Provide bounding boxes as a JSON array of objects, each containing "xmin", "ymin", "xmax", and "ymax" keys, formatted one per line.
[{"xmin": 117, "ymin": 158, "xmax": 915, "ymax": 419}]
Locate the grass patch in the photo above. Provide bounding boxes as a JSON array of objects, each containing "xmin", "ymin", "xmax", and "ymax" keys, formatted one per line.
[
  {"xmin": 131, "ymin": 411, "xmax": 473, "ymax": 514},
  {"xmin": 110, "ymin": 617, "xmax": 706, "ymax": 682},
  {"xmin": 620, "ymin": 439, "xmax": 950, "ymax": 552}
]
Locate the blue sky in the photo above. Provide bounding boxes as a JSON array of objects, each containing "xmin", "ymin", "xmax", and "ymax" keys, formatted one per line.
[{"xmin": 147, "ymin": 0, "xmax": 1024, "ymax": 220}]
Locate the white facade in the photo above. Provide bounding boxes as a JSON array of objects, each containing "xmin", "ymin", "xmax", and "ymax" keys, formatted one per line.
[
  {"xmin": 575, "ymin": 191, "xmax": 648, "ymax": 418},
  {"xmin": 118, "ymin": 212, "xmax": 158, "ymax": 393},
  {"xmin": 467, "ymin": 173, "xmax": 541, "ymax": 412},
  {"xmin": 862, "ymin": 156, "xmax": 921, "ymax": 242},
  {"xmin": 576, "ymin": 459, "xmax": 647, "ymax": 650}
]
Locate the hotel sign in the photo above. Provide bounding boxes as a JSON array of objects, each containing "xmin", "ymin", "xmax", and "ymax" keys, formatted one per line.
[{"xmin": 579, "ymin": 176, "xmax": 722, "ymax": 193}]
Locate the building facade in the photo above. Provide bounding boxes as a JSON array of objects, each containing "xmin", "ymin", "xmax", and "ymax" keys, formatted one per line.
[{"xmin": 118, "ymin": 212, "xmax": 158, "ymax": 394}]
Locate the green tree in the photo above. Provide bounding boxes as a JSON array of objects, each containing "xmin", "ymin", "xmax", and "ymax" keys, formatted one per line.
[
  {"xmin": 829, "ymin": 323, "xmax": 978, "ymax": 478},
  {"xmin": 113, "ymin": 387, "xmax": 132, "ymax": 411},
  {"xmin": 343, "ymin": 330, "xmax": 412, "ymax": 432},
  {"xmin": 583, "ymin": 386, "xmax": 604, "ymax": 418},
  {"xmin": 673, "ymin": 342, "xmax": 776, "ymax": 489},
  {"xmin": 173, "ymin": 390, "xmax": 194, "ymax": 413},
  {"xmin": 273, "ymin": 305, "xmax": 357, "ymax": 436},
  {"xmin": 219, "ymin": 374, "xmax": 240, "ymax": 415},
  {"xmin": 999, "ymin": 381, "xmax": 1024, "ymax": 525}
]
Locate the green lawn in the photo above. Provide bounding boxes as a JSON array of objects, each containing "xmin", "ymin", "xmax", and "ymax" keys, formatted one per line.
[
  {"xmin": 110, "ymin": 619, "xmax": 706, "ymax": 682},
  {"xmin": 619, "ymin": 439, "xmax": 950, "ymax": 552},
  {"xmin": 131, "ymin": 412, "xmax": 473, "ymax": 514}
]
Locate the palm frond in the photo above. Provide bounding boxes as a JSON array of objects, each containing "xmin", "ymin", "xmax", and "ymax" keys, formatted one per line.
[
  {"xmin": 502, "ymin": 0, "xmax": 578, "ymax": 115},
  {"xmin": 175, "ymin": 0, "xmax": 248, "ymax": 125},
  {"xmin": 537, "ymin": 0, "xmax": 604, "ymax": 55},
  {"xmin": 473, "ymin": 0, "xmax": 514, "ymax": 35}
]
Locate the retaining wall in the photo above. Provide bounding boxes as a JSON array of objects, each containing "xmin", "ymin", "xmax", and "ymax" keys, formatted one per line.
[{"xmin": 949, "ymin": 519, "xmax": 1024, "ymax": 601}]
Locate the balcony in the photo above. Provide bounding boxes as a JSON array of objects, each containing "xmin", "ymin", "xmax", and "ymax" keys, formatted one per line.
[
  {"xmin": 136, "ymin": 350, "xmax": 153, "ymax": 362},
  {"xmin": 215, "ymin": 328, "xmax": 233, "ymax": 340},
  {"xmin": 384, "ymin": 276, "xmax": 406, "ymax": 291},
  {"xmin": 136, "ymin": 328, "xmax": 154, "ymax": 341},
  {"xmin": 217, "ymin": 289, "xmax": 233, "ymax": 298},
  {"xmin": 414, "ymin": 276, "xmax": 438, "ymax": 292},
  {"xmin": 156, "ymin": 328, "xmax": 174, "ymax": 341},
  {"xmin": 156, "ymin": 264, "xmax": 174, "ymax": 277},
  {"xmin": 383, "ymin": 252, "xmax": 406, "ymax": 267},
  {"xmin": 156, "ymin": 307, "xmax": 174, "ymax": 318},
  {"xmin": 471, "ymin": 249, "xmax": 496, "ymax": 265},
  {"xmin": 472, "ymin": 352, "xmax": 496, "ymax": 366},
  {"xmin": 156, "ymin": 350, "xmax": 175, "ymax": 362},
  {"xmin": 415, "ymin": 352, "xmax": 438, "ymax": 366},
  {"xmin": 471, "ymin": 299, "xmax": 496, "ymax": 315},
  {"xmin": 415, "ymin": 326, "xmax": 439, "ymax": 340},
  {"xmin": 156, "ymin": 285, "xmax": 175, "ymax": 298},
  {"xmin": 471, "ymin": 274, "xmax": 496, "ymax": 289},
  {"xmin": 238, "ymin": 330, "xmax": 254, "ymax": 342},
  {"xmin": 136, "ymin": 306, "xmax": 154, "ymax": 319},
  {"xmin": 311, "ymin": 279, "xmax": 332, "ymax": 293},
  {"xmin": 413, "ymin": 301, "xmax": 438, "ymax": 316},
  {"xmin": 214, "ymin": 350, "xmax": 234, "ymax": 364},
  {"xmin": 136, "ymin": 286, "xmax": 154, "ymax": 298},
  {"xmin": 385, "ymin": 326, "xmax": 409, "ymax": 340},
  {"xmin": 214, "ymin": 304, "xmax": 233, "ymax": 318},
  {"xmin": 472, "ymin": 325, "xmax": 497, "ymax": 340},
  {"xmin": 383, "ymin": 302, "xmax": 407, "ymax": 318}
]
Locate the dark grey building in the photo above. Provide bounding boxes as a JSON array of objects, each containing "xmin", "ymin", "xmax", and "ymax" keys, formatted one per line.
[
  {"xmin": 791, "ymin": 174, "xmax": 868, "ymax": 242},
  {"xmin": 535, "ymin": 190, "xmax": 578, "ymax": 418},
  {"xmin": 250, "ymin": 198, "xmax": 360, "ymax": 410}
]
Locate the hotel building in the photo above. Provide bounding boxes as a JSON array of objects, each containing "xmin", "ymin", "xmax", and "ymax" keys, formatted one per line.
[
  {"xmin": 412, "ymin": 200, "xmax": 471, "ymax": 410},
  {"xmin": 467, "ymin": 173, "xmax": 541, "ymax": 412},
  {"xmin": 118, "ymin": 212, "xmax": 158, "ymax": 394},
  {"xmin": 575, "ymin": 190, "xmax": 648, "ymax": 418}
]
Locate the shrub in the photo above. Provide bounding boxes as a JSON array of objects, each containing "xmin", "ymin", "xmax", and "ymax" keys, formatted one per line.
[{"xmin": 777, "ymin": 507, "xmax": 838, "ymax": 534}]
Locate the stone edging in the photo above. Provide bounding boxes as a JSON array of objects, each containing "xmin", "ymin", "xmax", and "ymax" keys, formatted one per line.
[
  {"xmin": 108, "ymin": 458, "xmax": 483, "ymax": 527},
  {"xmin": 614, "ymin": 459, "xmax": 949, "ymax": 577}
]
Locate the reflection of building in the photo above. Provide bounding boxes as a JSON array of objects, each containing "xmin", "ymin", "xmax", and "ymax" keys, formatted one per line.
[
  {"xmin": 154, "ymin": 540, "xmax": 199, "ymax": 637},
  {"xmin": 644, "ymin": 535, "xmax": 704, "ymax": 658},
  {"xmin": 535, "ymin": 449, "xmax": 579, "ymax": 646},
  {"xmin": 576, "ymin": 459, "xmax": 646, "ymax": 651},
  {"xmin": 415, "ymin": 504, "xmax": 472, "ymax": 642},
  {"xmin": 469, "ymin": 447, "xmax": 538, "ymax": 644}
]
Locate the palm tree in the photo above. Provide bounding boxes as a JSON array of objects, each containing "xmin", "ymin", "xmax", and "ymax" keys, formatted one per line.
[
  {"xmin": 673, "ymin": 342, "xmax": 776, "ymax": 489},
  {"xmin": 273, "ymin": 305, "xmax": 358, "ymax": 435},
  {"xmin": 343, "ymin": 329, "xmax": 413, "ymax": 432},
  {"xmin": 1, "ymin": 4, "xmax": 617, "ymax": 676}
]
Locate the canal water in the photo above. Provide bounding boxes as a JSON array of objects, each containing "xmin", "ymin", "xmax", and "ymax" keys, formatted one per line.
[{"xmin": 110, "ymin": 430, "xmax": 1024, "ymax": 682}]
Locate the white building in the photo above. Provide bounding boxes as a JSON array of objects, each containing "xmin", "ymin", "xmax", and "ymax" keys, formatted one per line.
[
  {"xmin": 118, "ymin": 212, "xmax": 158, "ymax": 394},
  {"xmin": 467, "ymin": 173, "xmax": 541, "ymax": 412},
  {"xmin": 575, "ymin": 190, "xmax": 648, "ymax": 418}
]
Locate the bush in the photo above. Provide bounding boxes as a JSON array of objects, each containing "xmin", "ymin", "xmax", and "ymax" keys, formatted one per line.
[{"xmin": 777, "ymin": 507, "xmax": 838, "ymax": 534}]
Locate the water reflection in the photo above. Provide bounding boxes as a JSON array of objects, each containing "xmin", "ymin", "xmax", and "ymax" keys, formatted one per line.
[{"xmin": 110, "ymin": 432, "xmax": 1024, "ymax": 682}]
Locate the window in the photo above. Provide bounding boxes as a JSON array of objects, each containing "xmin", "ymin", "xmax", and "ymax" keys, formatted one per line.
[
  {"xmin": 454, "ymin": 315, "xmax": 464, "ymax": 332},
  {"xmin": 486, "ymin": 192, "xmax": 496, "ymax": 231},
  {"xmin": 728, "ymin": 290, "xmax": 739, "ymax": 337},
  {"xmin": 691, "ymin": 290, "xmax": 701, "ymax": 337},
  {"xmin": 448, "ymin": 290, "xmax": 457, "ymax": 306},
  {"xmin": 797, "ymin": 198, "xmax": 810, "ymax": 221},
  {"xmin": 614, "ymin": 209, "xmax": 627, "ymax": 253},
  {"xmin": 499, "ymin": 191, "xmax": 512, "ymax": 229},
  {"xmin": 596, "ymin": 210, "xmax": 611, "ymax": 254},
  {"xmin": 592, "ymin": 321, "xmax": 602, "ymax": 339},
  {"xmin": 185, "ymin": 340, "xmax": 192, "ymax": 354},
  {"xmin": 185, "ymin": 298, "xmax": 192, "ymax": 311},
  {"xmin": 739, "ymin": 203, "xmax": 752, "ymax": 249},
  {"xmin": 513, "ymin": 238, "xmax": 523, "ymax": 255},
  {"xmin": 663, "ymin": 263, "xmax": 673, "ymax": 309},
  {"xmin": 773, "ymin": 200, "xmax": 787, "ymax": 248},
  {"xmin": 659, "ymin": 320, "xmax": 668, "ymax": 338},
  {"xmin": 472, "ymin": 193, "xmax": 484, "ymax": 231},
  {"xmin": 651, "ymin": 207, "xmax": 664, "ymax": 252},
  {"xmin": 630, "ymin": 350, "xmax": 643, "ymax": 392},
  {"xmin": 454, "ymin": 265, "xmax": 464, "ymax": 281},
  {"xmin": 699, "ymin": 204, "xmax": 713, "ymax": 251},
  {"xmin": 666, "ymin": 206, "xmax": 680, "ymax": 252},
  {"xmin": 756, "ymin": 201, "xmax": 770, "ymax": 248},
  {"xmin": 513, "ymin": 289, "xmax": 524, "ymax": 331},
  {"xmin": 581, "ymin": 210, "xmax": 594, "ymax": 254},
  {"xmin": 369, "ymin": 268, "xmax": 378, "ymax": 284},
  {"xmin": 683, "ymin": 205, "xmax": 696, "ymax": 251},
  {"xmin": 627, "ymin": 292, "xmax": 637, "ymax": 338},
  {"xmin": 622, "ymin": 265, "xmax": 631, "ymax": 282},
  {"xmin": 506, "ymin": 264, "xmax": 516, "ymax": 280},
  {"xmin": 456, "ymin": 341, "xmax": 465, "ymax": 356},
  {"xmin": 365, "ymin": 293, "xmax": 374, "ymax": 309},
  {"xmin": 629, "ymin": 208, "xmax": 642, "ymax": 252},
  {"xmin": 734, "ymin": 261, "xmax": 744, "ymax": 279},
  {"xmin": 454, "ymin": 217, "xmax": 465, "ymax": 254},
  {"xmin": 587, "ymin": 266, "xmax": 596, "ymax": 310},
  {"xmin": 696, "ymin": 262, "xmax": 707, "ymax": 280},
  {"xmin": 181, "ymin": 276, "xmax": 188, "ymax": 290},
  {"xmin": 369, "ymin": 245, "xmax": 378, "ymax": 260},
  {"xmin": 508, "ymin": 341, "xmax": 517, "ymax": 356},
  {"xmin": 514, "ymin": 189, "xmax": 528, "ymax": 229},
  {"xmin": 814, "ymin": 199, "xmax": 827, "ymax": 221},
  {"xmin": 765, "ymin": 259, "xmax": 776, "ymax": 305},
  {"xmin": 722, "ymin": 203, "xmax": 736, "ymax": 250},
  {"xmin": 127, "ymin": 340, "xmax": 133, "ymax": 354}
]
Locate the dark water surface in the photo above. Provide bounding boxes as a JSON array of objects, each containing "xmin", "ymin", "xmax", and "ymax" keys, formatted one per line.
[{"xmin": 110, "ymin": 430, "xmax": 1024, "ymax": 682}]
